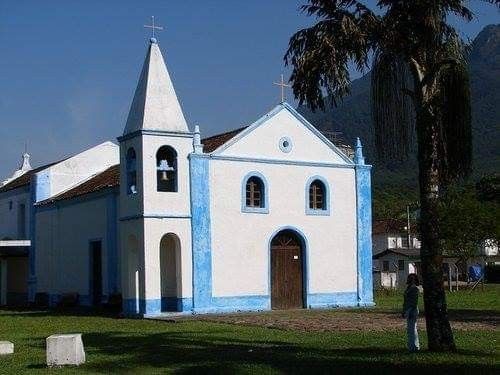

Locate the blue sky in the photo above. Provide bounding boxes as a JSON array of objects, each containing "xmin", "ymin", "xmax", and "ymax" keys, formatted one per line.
[{"xmin": 0, "ymin": 0, "xmax": 498, "ymax": 178}]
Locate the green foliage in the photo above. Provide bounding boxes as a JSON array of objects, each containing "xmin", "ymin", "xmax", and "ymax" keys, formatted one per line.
[
  {"xmin": 373, "ymin": 185, "xmax": 418, "ymax": 220},
  {"xmin": 371, "ymin": 53, "xmax": 416, "ymax": 161},
  {"xmin": 438, "ymin": 183, "xmax": 499, "ymax": 261},
  {"xmin": 476, "ymin": 174, "xmax": 500, "ymax": 203}
]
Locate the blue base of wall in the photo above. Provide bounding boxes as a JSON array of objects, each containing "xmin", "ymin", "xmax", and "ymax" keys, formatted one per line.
[
  {"xmin": 161, "ymin": 297, "xmax": 193, "ymax": 312},
  {"xmin": 47, "ymin": 294, "xmax": 112, "ymax": 308},
  {"xmin": 306, "ymin": 292, "xmax": 359, "ymax": 309},
  {"xmin": 6, "ymin": 292, "xmax": 28, "ymax": 306},
  {"xmin": 122, "ymin": 292, "xmax": 373, "ymax": 317}
]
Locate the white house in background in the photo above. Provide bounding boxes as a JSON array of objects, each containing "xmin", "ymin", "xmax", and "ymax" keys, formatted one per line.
[
  {"xmin": 0, "ymin": 37, "xmax": 373, "ymax": 316},
  {"xmin": 372, "ymin": 219, "xmax": 499, "ymax": 289},
  {"xmin": 372, "ymin": 219, "xmax": 421, "ymax": 289}
]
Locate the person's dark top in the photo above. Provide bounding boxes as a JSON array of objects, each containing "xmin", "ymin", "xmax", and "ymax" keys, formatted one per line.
[{"xmin": 403, "ymin": 284, "xmax": 419, "ymax": 313}]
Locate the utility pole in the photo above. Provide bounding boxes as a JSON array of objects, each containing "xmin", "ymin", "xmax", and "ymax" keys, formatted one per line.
[{"xmin": 407, "ymin": 205, "xmax": 412, "ymax": 249}]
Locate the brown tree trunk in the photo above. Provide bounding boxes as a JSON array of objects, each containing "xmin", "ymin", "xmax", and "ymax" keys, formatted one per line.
[{"xmin": 416, "ymin": 106, "xmax": 456, "ymax": 351}]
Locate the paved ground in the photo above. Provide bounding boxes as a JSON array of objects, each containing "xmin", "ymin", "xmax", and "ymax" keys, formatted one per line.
[{"xmin": 167, "ymin": 308, "xmax": 499, "ymax": 332}]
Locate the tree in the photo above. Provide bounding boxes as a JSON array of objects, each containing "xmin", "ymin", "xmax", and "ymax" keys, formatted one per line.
[
  {"xmin": 439, "ymin": 184, "xmax": 499, "ymax": 267},
  {"xmin": 285, "ymin": 0, "xmax": 499, "ymax": 351}
]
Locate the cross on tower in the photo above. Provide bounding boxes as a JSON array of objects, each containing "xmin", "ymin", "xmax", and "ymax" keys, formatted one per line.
[
  {"xmin": 144, "ymin": 16, "xmax": 164, "ymax": 39},
  {"xmin": 273, "ymin": 74, "xmax": 291, "ymax": 103}
]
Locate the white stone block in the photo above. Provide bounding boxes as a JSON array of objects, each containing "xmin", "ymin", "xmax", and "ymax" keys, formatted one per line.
[
  {"xmin": 46, "ymin": 334, "xmax": 86, "ymax": 367},
  {"xmin": 0, "ymin": 341, "xmax": 14, "ymax": 355}
]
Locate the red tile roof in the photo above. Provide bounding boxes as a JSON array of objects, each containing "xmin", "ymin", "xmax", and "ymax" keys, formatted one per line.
[
  {"xmin": 372, "ymin": 248, "xmax": 422, "ymax": 259},
  {"xmin": 37, "ymin": 165, "xmax": 119, "ymax": 206},
  {"xmin": 201, "ymin": 126, "xmax": 248, "ymax": 153}
]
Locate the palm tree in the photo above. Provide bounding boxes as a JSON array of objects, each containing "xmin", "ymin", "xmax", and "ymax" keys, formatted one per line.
[{"xmin": 285, "ymin": 0, "xmax": 499, "ymax": 352}]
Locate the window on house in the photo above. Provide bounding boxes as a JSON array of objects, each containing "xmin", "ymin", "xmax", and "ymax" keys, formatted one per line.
[
  {"xmin": 126, "ymin": 148, "xmax": 137, "ymax": 195},
  {"xmin": 401, "ymin": 237, "xmax": 409, "ymax": 248},
  {"xmin": 309, "ymin": 179, "xmax": 326, "ymax": 210},
  {"xmin": 398, "ymin": 259, "xmax": 405, "ymax": 271},
  {"xmin": 383, "ymin": 261, "xmax": 389, "ymax": 272},
  {"xmin": 246, "ymin": 176, "xmax": 264, "ymax": 208},
  {"xmin": 156, "ymin": 146, "xmax": 177, "ymax": 192}
]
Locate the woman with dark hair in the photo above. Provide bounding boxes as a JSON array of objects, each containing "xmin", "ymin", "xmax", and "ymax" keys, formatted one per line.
[{"xmin": 402, "ymin": 273, "xmax": 420, "ymax": 352}]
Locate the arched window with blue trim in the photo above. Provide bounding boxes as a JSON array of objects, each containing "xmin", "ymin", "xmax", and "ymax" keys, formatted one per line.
[
  {"xmin": 156, "ymin": 146, "xmax": 177, "ymax": 192},
  {"xmin": 126, "ymin": 147, "xmax": 137, "ymax": 195},
  {"xmin": 246, "ymin": 176, "xmax": 264, "ymax": 208},
  {"xmin": 306, "ymin": 176, "xmax": 330, "ymax": 215},
  {"xmin": 242, "ymin": 172, "xmax": 269, "ymax": 213}
]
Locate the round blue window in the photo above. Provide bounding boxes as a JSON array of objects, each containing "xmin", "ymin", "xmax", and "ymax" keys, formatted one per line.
[{"xmin": 279, "ymin": 137, "xmax": 292, "ymax": 153}]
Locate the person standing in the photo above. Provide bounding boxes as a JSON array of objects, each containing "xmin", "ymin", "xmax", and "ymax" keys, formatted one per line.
[{"xmin": 402, "ymin": 273, "xmax": 420, "ymax": 352}]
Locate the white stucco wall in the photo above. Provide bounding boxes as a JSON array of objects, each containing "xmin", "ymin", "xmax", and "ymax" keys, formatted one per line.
[
  {"xmin": 42, "ymin": 142, "xmax": 119, "ymax": 200},
  {"xmin": 118, "ymin": 134, "xmax": 194, "ymax": 304},
  {"xmin": 142, "ymin": 218, "xmax": 192, "ymax": 300},
  {"xmin": 0, "ymin": 187, "xmax": 30, "ymax": 240},
  {"xmin": 35, "ymin": 194, "xmax": 119, "ymax": 300},
  {"xmin": 207, "ymin": 105, "xmax": 358, "ymax": 299},
  {"xmin": 218, "ymin": 109, "xmax": 348, "ymax": 165},
  {"xmin": 209, "ymin": 160, "xmax": 357, "ymax": 297}
]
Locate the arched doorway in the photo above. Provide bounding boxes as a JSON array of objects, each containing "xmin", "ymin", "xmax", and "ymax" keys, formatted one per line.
[
  {"xmin": 270, "ymin": 229, "xmax": 305, "ymax": 310},
  {"xmin": 127, "ymin": 235, "xmax": 140, "ymax": 314},
  {"xmin": 160, "ymin": 234, "xmax": 181, "ymax": 312}
]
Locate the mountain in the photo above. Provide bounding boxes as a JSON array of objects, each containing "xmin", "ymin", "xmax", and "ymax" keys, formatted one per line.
[{"xmin": 299, "ymin": 24, "xmax": 500, "ymax": 194}]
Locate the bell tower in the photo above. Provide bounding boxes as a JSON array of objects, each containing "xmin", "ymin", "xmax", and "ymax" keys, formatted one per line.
[{"xmin": 118, "ymin": 37, "xmax": 194, "ymax": 316}]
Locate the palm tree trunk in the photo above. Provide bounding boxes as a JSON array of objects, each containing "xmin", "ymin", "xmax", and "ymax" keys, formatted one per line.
[{"xmin": 416, "ymin": 106, "xmax": 456, "ymax": 352}]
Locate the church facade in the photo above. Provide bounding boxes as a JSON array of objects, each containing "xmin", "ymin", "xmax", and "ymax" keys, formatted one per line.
[{"xmin": 0, "ymin": 38, "xmax": 373, "ymax": 316}]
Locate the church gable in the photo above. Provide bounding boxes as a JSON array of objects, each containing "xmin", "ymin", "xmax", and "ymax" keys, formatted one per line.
[{"xmin": 210, "ymin": 103, "xmax": 353, "ymax": 165}]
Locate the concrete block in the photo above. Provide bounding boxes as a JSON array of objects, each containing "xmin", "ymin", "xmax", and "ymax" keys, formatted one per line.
[
  {"xmin": 46, "ymin": 334, "xmax": 86, "ymax": 367},
  {"xmin": 0, "ymin": 341, "xmax": 14, "ymax": 355}
]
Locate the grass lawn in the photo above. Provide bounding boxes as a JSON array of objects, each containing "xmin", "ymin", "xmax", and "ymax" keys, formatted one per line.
[{"xmin": 0, "ymin": 286, "xmax": 498, "ymax": 374}]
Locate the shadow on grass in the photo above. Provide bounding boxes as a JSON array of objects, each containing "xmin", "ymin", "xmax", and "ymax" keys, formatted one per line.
[
  {"xmin": 0, "ymin": 306, "xmax": 120, "ymax": 318},
  {"xmin": 25, "ymin": 329, "xmax": 499, "ymax": 374},
  {"xmin": 448, "ymin": 309, "xmax": 500, "ymax": 326}
]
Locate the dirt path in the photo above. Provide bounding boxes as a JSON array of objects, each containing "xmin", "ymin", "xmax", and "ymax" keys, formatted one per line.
[{"xmin": 182, "ymin": 309, "xmax": 499, "ymax": 332}]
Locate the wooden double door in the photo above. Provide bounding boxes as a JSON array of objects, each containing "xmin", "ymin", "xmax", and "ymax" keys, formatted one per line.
[{"xmin": 271, "ymin": 230, "xmax": 304, "ymax": 310}]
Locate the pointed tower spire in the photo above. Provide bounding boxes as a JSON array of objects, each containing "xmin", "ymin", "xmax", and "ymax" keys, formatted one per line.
[
  {"xmin": 354, "ymin": 137, "xmax": 365, "ymax": 165},
  {"xmin": 123, "ymin": 38, "xmax": 188, "ymax": 135}
]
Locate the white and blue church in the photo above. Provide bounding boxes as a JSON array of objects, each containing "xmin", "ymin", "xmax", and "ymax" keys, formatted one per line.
[{"xmin": 0, "ymin": 37, "xmax": 373, "ymax": 316}]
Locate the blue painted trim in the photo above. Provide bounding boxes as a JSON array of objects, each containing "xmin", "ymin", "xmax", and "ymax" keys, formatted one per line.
[
  {"xmin": 141, "ymin": 299, "xmax": 162, "ymax": 316},
  {"xmin": 46, "ymin": 293, "xmax": 92, "ymax": 307},
  {"xmin": 306, "ymin": 292, "xmax": 358, "ymax": 309},
  {"xmin": 123, "ymin": 298, "xmax": 140, "ymax": 316},
  {"xmin": 211, "ymin": 102, "xmax": 353, "ymax": 164},
  {"xmin": 123, "ymin": 298, "xmax": 162, "ymax": 316},
  {"xmin": 79, "ymin": 294, "xmax": 91, "ymax": 307},
  {"xmin": 119, "ymin": 213, "xmax": 191, "ymax": 221},
  {"xmin": 305, "ymin": 175, "xmax": 331, "ymax": 216},
  {"xmin": 196, "ymin": 154, "xmax": 354, "ymax": 169},
  {"xmin": 27, "ymin": 170, "xmax": 51, "ymax": 302},
  {"xmin": 106, "ymin": 194, "xmax": 118, "ymax": 295},
  {"xmin": 118, "ymin": 129, "xmax": 194, "ymax": 142},
  {"xmin": 161, "ymin": 297, "xmax": 193, "ymax": 312},
  {"xmin": 127, "ymin": 292, "xmax": 364, "ymax": 316},
  {"xmin": 278, "ymin": 136, "xmax": 293, "ymax": 153},
  {"xmin": 189, "ymin": 154, "xmax": 213, "ymax": 310},
  {"xmin": 355, "ymin": 164, "xmax": 374, "ymax": 306},
  {"xmin": 268, "ymin": 226, "xmax": 308, "ymax": 308},
  {"xmin": 198, "ymin": 295, "xmax": 270, "ymax": 313},
  {"xmin": 5, "ymin": 292, "xmax": 28, "ymax": 306},
  {"xmin": 241, "ymin": 171, "xmax": 269, "ymax": 214}
]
